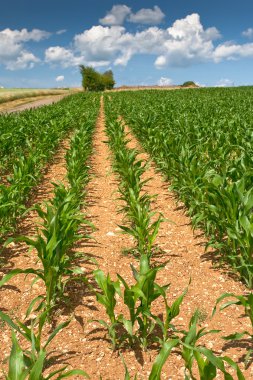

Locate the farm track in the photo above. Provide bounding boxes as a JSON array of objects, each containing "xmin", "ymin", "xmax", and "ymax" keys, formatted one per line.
[
  {"xmin": 0, "ymin": 97, "xmax": 252, "ymax": 379},
  {"xmin": 0, "ymin": 94, "xmax": 67, "ymax": 113}
]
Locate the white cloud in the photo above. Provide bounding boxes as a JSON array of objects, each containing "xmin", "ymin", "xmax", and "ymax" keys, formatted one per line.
[
  {"xmin": 0, "ymin": 28, "xmax": 50, "ymax": 70},
  {"xmin": 195, "ymin": 81, "xmax": 206, "ymax": 87},
  {"xmin": 1, "ymin": 28, "xmax": 50, "ymax": 42},
  {"xmin": 44, "ymin": 13, "xmax": 253, "ymax": 70},
  {"xmin": 56, "ymin": 75, "xmax": 64, "ymax": 82},
  {"xmin": 56, "ymin": 29, "xmax": 67, "ymax": 35},
  {"xmin": 129, "ymin": 6, "xmax": 165, "ymax": 25},
  {"xmin": 99, "ymin": 5, "xmax": 131, "ymax": 26},
  {"xmin": 155, "ymin": 55, "xmax": 167, "ymax": 69},
  {"xmin": 45, "ymin": 45, "xmax": 110, "ymax": 68},
  {"xmin": 215, "ymin": 78, "xmax": 234, "ymax": 87},
  {"xmin": 242, "ymin": 28, "xmax": 253, "ymax": 39},
  {"xmin": 74, "ymin": 25, "xmax": 129, "ymax": 62},
  {"xmin": 6, "ymin": 51, "xmax": 39, "ymax": 70},
  {"xmin": 154, "ymin": 14, "xmax": 221, "ymax": 68},
  {"xmin": 45, "ymin": 14, "xmax": 222, "ymax": 68},
  {"xmin": 45, "ymin": 46, "xmax": 78, "ymax": 67},
  {"xmin": 100, "ymin": 5, "xmax": 165, "ymax": 26},
  {"xmin": 157, "ymin": 77, "xmax": 173, "ymax": 86},
  {"xmin": 213, "ymin": 42, "xmax": 253, "ymax": 62}
]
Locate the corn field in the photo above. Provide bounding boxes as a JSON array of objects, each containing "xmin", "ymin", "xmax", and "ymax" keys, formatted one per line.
[{"xmin": 0, "ymin": 89, "xmax": 252, "ymax": 379}]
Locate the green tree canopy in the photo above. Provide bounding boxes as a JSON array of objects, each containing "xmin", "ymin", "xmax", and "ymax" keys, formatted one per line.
[{"xmin": 80, "ymin": 66, "xmax": 115, "ymax": 91}]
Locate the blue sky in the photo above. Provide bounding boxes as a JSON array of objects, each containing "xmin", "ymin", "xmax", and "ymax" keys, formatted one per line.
[{"xmin": 1, "ymin": 0, "xmax": 253, "ymax": 88}]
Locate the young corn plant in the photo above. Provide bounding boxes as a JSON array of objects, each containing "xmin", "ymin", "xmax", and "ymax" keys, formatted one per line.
[
  {"xmin": 213, "ymin": 292, "xmax": 253, "ymax": 367},
  {"xmin": 93, "ymin": 269, "xmax": 121, "ymax": 350},
  {"xmin": 0, "ymin": 184, "xmax": 89, "ymax": 312},
  {"xmin": 148, "ymin": 310, "xmax": 245, "ymax": 380},
  {"xmin": 93, "ymin": 255, "xmax": 186, "ymax": 351},
  {"xmin": 0, "ymin": 309, "xmax": 89, "ymax": 379}
]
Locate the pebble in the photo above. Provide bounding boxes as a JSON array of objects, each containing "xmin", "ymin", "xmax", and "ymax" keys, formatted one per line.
[{"xmin": 106, "ymin": 231, "xmax": 115, "ymax": 236}]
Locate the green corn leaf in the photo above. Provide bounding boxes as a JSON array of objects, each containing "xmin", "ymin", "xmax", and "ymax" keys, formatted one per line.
[
  {"xmin": 7, "ymin": 331, "xmax": 28, "ymax": 380},
  {"xmin": 222, "ymin": 357, "xmax": 245, "ymax": 380},
  {"xmin": 43, "ymin": 320, "xmax": 71, "ymax": 349},
  {"xmin": 222, "ymin": 331, "xmax": 250, "ymax": 340},
  {"xmin": 56, "ymin": 369, "xmax": 90, "ymax": 379},
  {"xmin": 44, "ymin": 366, "xmax": 69, "ymax": 380},
  {"xmin": 0, "ymin": 311, "xmax": 23, "ymax": 336},
  {"xmin": 28, "ymin": 350, "xmax": 46, "ymax": 380},
  {"xmin": 197, "ymin": 347, "xmax": 233, "ymax": 379},
  {"xmin": 25, "ymin": 296, "xmax": 45, "ymax": 319},
  {"xmin": 149, "ymin": 339, "xmax": 179, "ymax": 380},
  {"xmin": 0, "ymin": 268, "xmax": 43, "ymax": 288}
]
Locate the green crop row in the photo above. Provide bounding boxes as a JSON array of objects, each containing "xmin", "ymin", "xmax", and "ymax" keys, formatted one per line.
[
  {"xmin": 105, "ymin": 88, "xmax": 253, "ymax": 288},
  {"xmin": 104, "ymin": 98, "xmax": 162, "ymax": 261}
]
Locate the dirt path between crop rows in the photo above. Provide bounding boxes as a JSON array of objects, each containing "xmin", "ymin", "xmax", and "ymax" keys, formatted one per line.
[{"xmin": 0, "ymin": 97, "xmax": 252, "ymax": 379}]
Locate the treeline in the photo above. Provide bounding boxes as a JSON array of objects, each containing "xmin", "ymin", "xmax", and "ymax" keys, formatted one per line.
[{"xmin": 80, "ymin": 65, "xmax": 115, "ymax": 91}]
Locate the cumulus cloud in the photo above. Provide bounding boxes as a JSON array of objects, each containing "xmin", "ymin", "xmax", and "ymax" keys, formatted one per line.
[
  {"xmin": 45, "ymin": 45, "xmax": 110, "ymax": 68},
  {"xmin": 45, "ymin": 46, "xmax": 79, "ymax": 67},
  {"xmin": 0, "ymin": 28, "xmax": 50, "ymax": 70},
  {"xmin": 1, "ymin": 28, "xmax": 51, "ymax": 42},
  {"xmin": 74, "ymin": 25, "xmax": 129, "ymax": 62},
  {"xmin": 129, "ymin": 6, "xmax": 165, "ymax": 25},
  {"xmin": 56, "ymin": 75, "xmax": 64, "ymax": 82},
  {"xmin": 215, "ymin": 78, "xmax": 235, "ymax": 87},
  {"xmin": 44, "ymin": 13, "xmax": 253, "ymax": 70},
  {"xmin": 45, "ymin": 14, "xmax": 221, "ymax": 68},
  {"xmin": 242, "ymin": 28, "xmax": 253, "ymax": 38},
  {"xmin": 157, "ymin": 77, "xmax": 173, "ymax": 86},
  {"xmin": 100, "ymin": 5, "xmax": 165, "ymax": 26},
  {"xmin": 99, "ymin": 5, "xmax": 131, "ymax": 26},
  {"xmin": 213, "ymin": 42, "xmax": 253, "ymax": 62},
  {"xmin": 154, "ymin": 14, "xmax": 221, "ymax": 68}
]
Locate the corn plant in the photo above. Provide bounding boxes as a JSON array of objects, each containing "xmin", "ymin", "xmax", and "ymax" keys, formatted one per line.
[
  {"xmin": 105, "ymin": 304, "xmax": 245, "ymax": 379},
  {"xmin": 213, "ymin": 292, "xmax": 253, "ymax": 367},
  {"xmin": 0, "ymin": 184, "xmax": 90, "ymax": 311},
  {"xmin": 148, "ymin": 310, "xmax": 245, "ymax": 380},
  {"xmin": 93, "ymin": 269, "xmax": 121, "ymax": 350},
  {"xmin": 93, "ymin": 255, "xmax": 185, "ymax": 351},
  {"xmin": 0, "ymin": 309, "xmax": 89, "ymax": 379}
]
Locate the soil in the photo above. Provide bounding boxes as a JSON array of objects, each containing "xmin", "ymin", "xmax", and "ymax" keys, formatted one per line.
[{"xmin": 0, "ymin": 96, "xmax": 252, "ymax": 379}]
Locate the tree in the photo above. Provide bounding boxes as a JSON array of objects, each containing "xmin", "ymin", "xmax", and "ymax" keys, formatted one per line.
[
  {"xmin": 103, "ymin": 70, "xmax": 115, "ymax": 90},
  {"xmin": 181, "ymin": 81, "xmax": 198, "ymax": 87},
  {"xmin": 80, "ymin": 66, "xmax": 115, "ymax": 91}
]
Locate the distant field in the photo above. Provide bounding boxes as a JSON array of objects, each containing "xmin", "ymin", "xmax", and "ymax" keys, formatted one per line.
[{"xmin": 0, "ymin": 88, "xmax": 81, "ymax": 104}]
